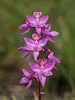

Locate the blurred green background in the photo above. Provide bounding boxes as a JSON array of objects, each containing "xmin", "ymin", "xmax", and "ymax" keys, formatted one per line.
[{"xmin": 0, "ymin": 0, "xmax": 75, "ymax": 100}]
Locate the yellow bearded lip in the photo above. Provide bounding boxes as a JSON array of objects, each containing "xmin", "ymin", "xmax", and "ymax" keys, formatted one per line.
[
  {"xmin": 35, "ymin": 14, "xmax": 40, "ymax": 17},
  {"xmin": 40, "ymin": 61, "xmax": 45, "ymax": 65},
  {"xmin": 34, "ymin": 36, "xmax": 39, "ymax": 40},
  {"xmin": 45, "ymin": 24, "xmax": 48, "ymax": 27},
  {"xmin": 47, "ymin": 49, "xmax": 51, "ymax": 52}
]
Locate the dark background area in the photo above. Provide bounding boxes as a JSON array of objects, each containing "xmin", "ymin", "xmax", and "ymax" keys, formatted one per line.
[{"xmin": 0, "ymin": 0, "xmax": 75, "ymax": 100}]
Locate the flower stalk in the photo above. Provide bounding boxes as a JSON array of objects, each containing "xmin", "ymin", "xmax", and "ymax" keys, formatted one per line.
[
  {"xmin": 39, "ymin": 81, "xmax": 41, "ymax": 100},
  {"xmin": 18, "ymin": 12, "xmax": 61, "ymax": 99}
]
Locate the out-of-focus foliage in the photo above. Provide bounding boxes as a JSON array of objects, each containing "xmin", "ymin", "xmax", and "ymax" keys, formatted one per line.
[
  {"xmin": 0, "ymin": 95, "xmax": 25, "ymax": 100},
  {"xmin": 1, "ymin": 95, "xmax": 75, "ymax": 100},
  {"xmin": 0, "ymin": 0, "xmax": 75, "ymax": 99}
]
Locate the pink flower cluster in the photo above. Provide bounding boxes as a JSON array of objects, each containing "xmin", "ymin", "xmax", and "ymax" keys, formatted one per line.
[{"xmin": 18, "ymin": 12, "xmax": 61, "ymax": 91}]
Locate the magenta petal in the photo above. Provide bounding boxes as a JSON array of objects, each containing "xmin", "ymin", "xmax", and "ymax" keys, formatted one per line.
[
  {"xmin": 45, "ymin": 71, "xmax": 53, "ymax": 76},
  {"xmin": 52, "ymin": 56, "xmax": 61, "ymax": 63},
  {"xmin": 43, "ymin": 49, "xmax": 46, "ymax": 56},
  {"xmin": 22, "ymin": 69, "xmax": 33, "ymax": 77},
  {"xmin": 50, "ymin": 31, "xmax": 59, "ymax": 36},
  {"xmin": 39, "ymin": 74, "xmax": 46, "ymax": 87},
  {"xmin": 39, "ymin": 38, "xmax": 48, "ymax": 46},
  {"xmin": 44, "ymin": 32, "xmax": 53, "ymax": 38},
  {"xmin": 45, "ymin": 62, "xmax": 55, "ymax": 71},
  {"xmin": 24, "ymin": 37, "xmax": 35, "ymax": 46},
  {"xmin": 19, "ymin": 77, "xmax": 29, "ymax": 84},
  {"xmin": 48, "ymin": 50, "xmax": 54, "ymax": 59},
  {"xmin": 40, "ymin": 15, "xmax": 49, "ymax": 22},
  {"xmin": 21, "ymin": 51, "xmax": 32, "ymax": 59},
  {"xmin": 47, "ymin": 37, "xmax": 56, "ymax": 43},
  {"xmin": 33, "ymin": 51, "xmax": 39, "ymax": 60},
  {"xmin": 35, "ymin": 27, "xmax": 41, "ymax": 34},
  {"xmin": 43, "ymin": 47, "xmax": 49, "ymax": 52},
  {"xmin": 37, "ymin": 46, "xmax": 42, "ymax": 51},
  {"xmin": 30, "ymin": 23, "xmax": 37, "ymax": 27},
  {"xmin": 19, "ymin": 29, "xmax": 30, "ymax": 35},
  {"xmin": 27, "ymin": 15, "xmax": 36, "ymax": 25},
  {"xmin": 29, "ymin": 62, "xmax": 40, "ymax": 72},
  {"xmin": 25, "ymin": 80, "xmax": 32, "ymax": 91},
  {"xmin": 53, "ymin": 66, "xmax": 58, "ymax": 71},
  {"xmin": 26, "ymin": 20, "xmax": 30, "ymax": 25},
  {"xmin": 39, "ymin": 15, "xmax": 49, "ymax": 27},
  {"xmin": 17, "ymin": 47, "xmax": 28, "ymax": 52},
  {"xmin": 25, "ymin": 45, "xmax": 34, "ymax": 50},
  {"xmin": 48, "ymin": 24, "xmax": 51, "ymax": 31},
  {"xmin": 18, "ymin": 24, "xmax": 28, "ymax": 30}
]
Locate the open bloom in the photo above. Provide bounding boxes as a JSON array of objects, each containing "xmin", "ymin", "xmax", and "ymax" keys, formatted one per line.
[
  {"xmin": 42, "ymin": 24, "xmax": 59, "ymax": 43},
  {"xmin": 29, "ymin": 59, "xmax": 55, "ymax": 87},
  {"xmin": 19, "ymin": 69, "xmax": 34, "ymax": 91},
  {"xmin": 18, "ymin": 34, "xmax": 48, "ymax": 60},
  {"xmin": 27, "ymin": 12, "xmax": 49, "ymax": 34},
  {"xmin": 24, "ymin": 34, "xmax": 48, "ymax": 60},
  {"xmin": 43, "ymin": 48, "xmax": 61, "ymax": 71},
  {"xmin": 18, "ymin": 20, "xmax": 31, "ymax": 35}
]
